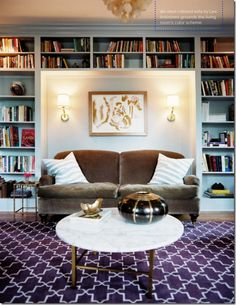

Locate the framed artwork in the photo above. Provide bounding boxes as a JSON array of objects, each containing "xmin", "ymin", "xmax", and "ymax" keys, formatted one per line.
[{"xmin": 89, "ymin": 91, "xmax": 147, "ymax": 136}]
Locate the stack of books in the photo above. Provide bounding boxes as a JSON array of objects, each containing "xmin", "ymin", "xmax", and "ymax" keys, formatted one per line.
[{"xmin": 204, "ymin": 189, "xmax": 234, "ymax": 198}]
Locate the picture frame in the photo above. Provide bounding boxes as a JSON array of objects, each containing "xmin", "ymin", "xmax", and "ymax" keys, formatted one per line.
[{"xmin": 89, "ymin": 91, "xmax": 147, "ymax": 136}]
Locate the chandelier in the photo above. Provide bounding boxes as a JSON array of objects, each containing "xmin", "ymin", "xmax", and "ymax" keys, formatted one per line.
[{"xmin": 103, "ymin": 0, "xmax": 152, "ymax": 22}]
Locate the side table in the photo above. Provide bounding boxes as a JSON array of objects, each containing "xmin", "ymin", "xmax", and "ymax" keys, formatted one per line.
[{"xmin": 13, "ymin": 181, "xmax": 39, "ymax": 220}]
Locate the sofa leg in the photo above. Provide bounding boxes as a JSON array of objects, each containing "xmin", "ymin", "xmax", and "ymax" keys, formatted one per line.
[
  {"xmin": 190, "ymin": 214, "xmax": 199, "ymax": 226},
  {"xmin": 39, "ymin": 214, "xmax": 48, "ymax": 223}
]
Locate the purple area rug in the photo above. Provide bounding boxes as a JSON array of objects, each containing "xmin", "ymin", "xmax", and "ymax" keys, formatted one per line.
[{"xmin": 0, "ymin": 220, "xmax": 234, "ymax": 303}]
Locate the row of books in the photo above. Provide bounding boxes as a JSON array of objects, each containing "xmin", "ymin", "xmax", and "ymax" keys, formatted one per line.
[
  {"xmin": 146, "ymin": 54, "xmax": 195, "ymax": 68},
  {"xmin": 41, "ymin": 56, "xmax": 70, "ymax": 68},
  {"xmin": 202, "ymin": 131, "xmax": 234, "ymax": 147},
  {"xmin": 201, "ymin": 39, "xmax": 217, "ymax": 52},
  {"xmin": 202, "ymin": 153, "xmax": 234, "ymax": 172},
  {"xmin": 41, "ymin": 55, "xmax": 90, "ymax": 69},
  {"xmin": 0, "ymin": 55, "xmax": 35, "ymax": 69},
  {"xmin": 0, "ymin": 155, "xmax": 35, "ymax": 173},
  {"xmin": 95, "ymin": 54, "xmax": 125, "ymax": 68},
  {"xmin": 107, "ymin": 40, "xmax": 143, "ymax": 53},
  {"xmin": 201, "ymin": 79, "xmax": 233, "ymax": 96},
  {"xmin": 0, "ymin": 127, "xmax": 35, "ymax": 147},
  {"xmin": 0, "ymin": 38, "xmax": 25, "ymax": 53},
  {"xmin": 0, "ymin": 105, "xmax": 33, "ymax": 122},
  {"xmin": 146, "ymin": 40, "xmax": 184, "ymax": 52},
  {"xmin": 201, "ymin": 55, "xmax": 233, "ymax": 68},
  {"xmin": 41, "ymin": 38, "xmax": 90, "ymax": 52}
]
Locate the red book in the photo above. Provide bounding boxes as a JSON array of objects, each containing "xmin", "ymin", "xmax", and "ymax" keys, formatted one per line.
[{"xmin": 21, "ymin": 129, "xmax": 35, "ymax": 147}]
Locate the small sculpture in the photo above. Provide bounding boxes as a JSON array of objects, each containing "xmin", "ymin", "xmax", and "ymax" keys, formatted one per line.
[{"xmin": 80, "ymin": 198, "xmax": 103, "ymax": 218}]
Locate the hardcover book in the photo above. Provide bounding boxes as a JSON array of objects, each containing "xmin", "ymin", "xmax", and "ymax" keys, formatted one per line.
[{"xmin": 21, "ymin": 129, "xmax": 35, "ymax": 147}]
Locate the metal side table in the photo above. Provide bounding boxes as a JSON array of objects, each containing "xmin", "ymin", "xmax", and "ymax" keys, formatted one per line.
[{"xmin": 13, "ymin": 181, "xmax": 39, "ymax": 220}]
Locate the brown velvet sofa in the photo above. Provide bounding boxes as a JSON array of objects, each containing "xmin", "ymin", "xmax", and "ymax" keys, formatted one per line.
[{"xmin": 38, "ymin": 150, "xmax": 200, "ymax": 224}]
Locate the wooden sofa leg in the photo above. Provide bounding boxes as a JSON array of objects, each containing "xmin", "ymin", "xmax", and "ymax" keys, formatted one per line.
[
  {"xmin": 39, "ymin": 214, "xmax": 48, "ymax": 223},
  {"xmin": 190, "ymin": 214, "xmax": 199, "ymax": 226}
]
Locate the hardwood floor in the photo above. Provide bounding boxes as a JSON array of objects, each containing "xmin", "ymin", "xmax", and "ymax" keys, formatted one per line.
[{"xmin": 0, "ymin": 211, "xmax": 234, "ymax": 222}]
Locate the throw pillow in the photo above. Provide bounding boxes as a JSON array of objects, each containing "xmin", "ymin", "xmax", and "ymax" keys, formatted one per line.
[
  {"xmin": 43, "ymin": 152, "xmax": 88, "ymax": 185},
  {"xmin": 149, "ymin": 153, "xmax": 193, "ymax": 185}
]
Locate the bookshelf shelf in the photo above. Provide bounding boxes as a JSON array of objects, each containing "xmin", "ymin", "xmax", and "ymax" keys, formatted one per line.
[
  {"xmin": 201, "ymin": 68, "xmax": 234, "ymax": 72},
  {"xmin": 202, "ymin": 121, "xmax": 234, "ymax": 124},
  {"xmin": 201, "ymin": 51, "xmax": 234, "ymax": 55},
  {"xmin": 146, "ymin": 52, "xmax": 195, "ymax": 54},
  {"xmin": 202, "ymin": 172, "xmax": 234, "ymax": 175},
  {"xmin": 0, "ymin": 95, "xmax": 35, "ymax": 99},
  {"xmin": 0, "ymin": 146, "xmax": 35, "ymax": 149},
  {"xmin": 0, "ymin": 121, "xmax": 35, "ymax": 124},
  {"xmin": 201, "ymin": 96, "xmax": 234, "ymax": 99},
  {"xmin": 0, "ymin": 172, "xmax": 35, "ymax": 175},
  {"xmin": 41, "ymin": 52, "xmax": 90, "ymax": 55},
  {"xmin": 202, "ymin": 146, "xmax": 234, "ymax": 150}
]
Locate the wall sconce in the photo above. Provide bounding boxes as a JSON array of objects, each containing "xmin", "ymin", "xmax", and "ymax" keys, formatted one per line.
[
  {"xmin": 167, "ymin": 95, "xmax": 179, "ymax": 122},
  {"xmin": 57, "ymin": 94, "xmax": 70, "ymax": 122}
]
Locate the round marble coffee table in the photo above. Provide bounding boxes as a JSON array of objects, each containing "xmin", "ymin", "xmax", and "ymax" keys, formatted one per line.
[{"xmin": 56, "ymin": 208, "xmax": 184, "ymax": 297}]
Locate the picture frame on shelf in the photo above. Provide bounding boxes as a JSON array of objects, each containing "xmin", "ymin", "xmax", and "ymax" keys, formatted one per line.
[{"xmin": 89, "ymin": 91, "xmax": 147, "ymax": 136}]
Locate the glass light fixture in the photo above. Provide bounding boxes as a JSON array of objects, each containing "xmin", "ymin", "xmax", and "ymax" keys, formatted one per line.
[
  {"xmin": 103, "ymin": 0, "xmax": 152, "ymax": 22},
  {"xmin": 57, "ymin": 94, "xmax": 70, "ymax": 122},
  {"xmin": 167, "ymin": 95, "xmax": 179, "ymax": 122}
]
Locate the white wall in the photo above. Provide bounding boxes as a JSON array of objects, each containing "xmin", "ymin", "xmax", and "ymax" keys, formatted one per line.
[{"xmin": 42, "ymin": 70, "xmax": 196, "ymax": 160}]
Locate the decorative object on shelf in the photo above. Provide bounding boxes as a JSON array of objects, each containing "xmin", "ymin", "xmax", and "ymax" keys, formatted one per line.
[
  {"xmin": 57, "ymin": 94, "xmax": 70, "ymax": 122},
  {"xmin": 0, "ymin": 176, "xmax": 7, "ymax": 198},
  {"xmin": 89, "ymin": 91, "xmax": 147, "ymax": 136},
  {"xmin": 103, "ymin": 0, "xmax": 152, "ymax": 22},
  {"xmin": 167, "ymin": 95, "xmax": 179, "ymax": 122},
  {"xmin": 204, "ymin": 183, "xmax": 234, "ymax": 198},
  {"xmin": 211, "ymin": 182, "xmax": 225, "ymax": 190},
  {"xmin": 82, "ymin": 56, "xmax": 90, "ymax": 68},
  {"xmin": 11, "ymin": 188, "xmax": 32, "ymax": 198},
  {"xmin": 80, "ymin": 198, "xmax": 103, "ymax": 219},
  {"xmin": 118, "ymin": 191, "xmax": 168, "ymax": 224},
  {"xmin": 21, "ymin": 129, "xmax": 35, "ymax": 147},
  {"xmin": 23, "ymin": 172, "xmax": 32, "ymax": 182},
  {"xmin": 10, "ymin": 81, "xmax": 25, "ymax": 96}
]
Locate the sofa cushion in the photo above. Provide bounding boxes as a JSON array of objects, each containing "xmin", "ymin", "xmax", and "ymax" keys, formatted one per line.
[
  {"xmin": 149, "ymin": 153, "xmax": 193, "ymax": 185},
  {"xmin": 43, "ymin": 152, "xmax": 88, "ymax": 185},
  {"xmin": 120, "ymin": 150, "xmax": 184, "ymax": 184},
  {"xmin": 54, "ymin": 150, "xmax": 120, "ymax": 184},
  {"xmin": 119, "ymin": 184, "xmax": 198, "ymax": 200},
  {"xmin": 38, "ymin": 182, "xmax": 119, "ymax": 199}
]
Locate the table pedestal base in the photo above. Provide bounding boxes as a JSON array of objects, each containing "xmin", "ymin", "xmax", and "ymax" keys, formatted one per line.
[{"xmin": 71, "ymin": 246, "xmax": 155, "ymax": 298}]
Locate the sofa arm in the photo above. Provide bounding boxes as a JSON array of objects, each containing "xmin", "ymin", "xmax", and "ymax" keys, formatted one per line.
[
  {"xmin": 39, "ymin": 175, "xmax": 55, "ymax": 186},
  {"xmin": 183, "ymin": 175, "xmax": 200, "ymax": 186}
]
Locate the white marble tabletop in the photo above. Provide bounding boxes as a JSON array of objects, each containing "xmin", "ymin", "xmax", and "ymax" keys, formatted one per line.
[{"xmin": 56, "ymin": 208, "xmax": 184, "ymax": 253}]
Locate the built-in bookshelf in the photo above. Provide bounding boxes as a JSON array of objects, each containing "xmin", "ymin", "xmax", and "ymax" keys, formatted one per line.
[
  {"xmin": 39, "ymin": 36, "xmax": 197, "ymax": 70},
  {"xmin": 200, "ymin": 37, "xmax": 234, "ymax": 202},
  {"xmin": 41, "ymin": 37, "xmax": 90, "ymax": 69},
  {"xmin": 145, "ymin": 37, "xmax": 195, "ymax": 68},
  {"xmin": 0, "ymin": 37, "xmax": 35, "ymax": 182},
  {"xmin": 0, "ymin": 33, "xmax": 234, "ymax": 211}
]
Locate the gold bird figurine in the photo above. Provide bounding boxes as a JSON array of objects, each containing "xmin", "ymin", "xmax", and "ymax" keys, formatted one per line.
[{"xmin": 80, "ymin": 198, "xmax": 103, "ymax": 216}]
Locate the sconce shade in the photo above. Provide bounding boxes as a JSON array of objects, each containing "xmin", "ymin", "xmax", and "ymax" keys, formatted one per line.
[
  {"xmin": 167, "ymin": 95, "xmax": 180, "ymax": 107},
  {"xmin": 57, "ymin": 94, "xmax": 70, "ymax": 107}
]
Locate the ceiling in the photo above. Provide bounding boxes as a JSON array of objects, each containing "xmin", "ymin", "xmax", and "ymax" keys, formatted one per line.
[{"xmin": 0, "ymin": 0, "xmax": 234, "ymax": 25}]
